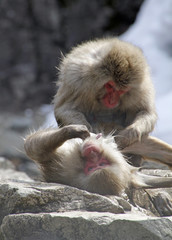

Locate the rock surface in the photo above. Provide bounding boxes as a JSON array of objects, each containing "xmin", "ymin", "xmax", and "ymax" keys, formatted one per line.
[
  {"xmin": 0, "ymin": 110, "xmax": 46, "ymax": 180},
  {"xmin": 1, "ymin": 212, "xmax": 172, "ymax": 240},
  {"xmin": 0, "ymin": 158, "xmax": 172, "ymax": 239},
  {"xmin": 0, "ymin": 0, "xmax": 144, "ymax": 112}
]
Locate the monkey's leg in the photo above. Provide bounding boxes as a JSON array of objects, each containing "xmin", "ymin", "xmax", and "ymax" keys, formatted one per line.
[
  {"xmin": 122, "ymin": 136, "xmax": 172, "ymax": 167},
  {"xmin": 24, "ymin": 125, "xmax": 90, "ymax": 162},
  {"xmin": 124, "ymin": 154, "xmax": 143, "ymax": 167}
]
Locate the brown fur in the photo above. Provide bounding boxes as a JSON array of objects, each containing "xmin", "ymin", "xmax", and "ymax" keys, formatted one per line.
[
  {"xmin": 24, "ymin": 125, "xmax": 172, "ymax": 196},
  {"xmin": 54, "ymin": 38, "xmax": 157, "ymax": 148}
]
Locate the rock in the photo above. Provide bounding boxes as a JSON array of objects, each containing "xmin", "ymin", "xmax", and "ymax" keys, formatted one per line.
[
  {"xmin": 147, "ymin": 189, "xmax": 172, "ymax": 216},
  {"xmin": 0, "ymin": 169, "xmax": 34, "ymax": 182},
  {"xmin": 0, "ymin": 111, "xmax": 45, "ymax": 157},
  {"xmin": 0, "ymin": 180, "xmax": 127, "ymax": 225},
  {"xmin": 0, "ymin": 0, "xmax": 144, "ymax": 112},
  {"xmin": 0, "ymin": 157, "xmax": 34, "ymax": 189},
  {"xmin": 129, "ymin": 169, "xmax": 172, "ymax": 217},
  {"xmin": 0, "ymin": 157, "xmax": 15, "ymax": 170},
  {"xmin": 1, "ymin": 212, "xmax": 172, "ymax": 240},
  {"xmin": 0, "ymin": 164, "xmax": 172, "ymax": 239}
]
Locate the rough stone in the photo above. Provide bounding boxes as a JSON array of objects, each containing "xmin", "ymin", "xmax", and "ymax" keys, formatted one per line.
[
  {"xmin": 0, "ymin": 158, "xmax": 35, "ymax": 182},
  {"xmin": 1, "ymin": 211, "xmax": 172, "ymax": 240},
  {"xmin": 129, "ymin": 169, "xmax": 172, "ymax": 217},
  {"xmin": 0, "ymin": 157, "xmax": 15, "ymax": 170},
  {"xmin": 0, "ymin": 180, "xmax": 128, "ymax": 225},
  {"xmin": 0, "ymin": 0, "xmax": 144, "ymax": 112},
  {"xmin": 0, "ymin": 165, "xmax": 172, "ymax": 239},
  {"xmin": 0, "ymin": 111, "xmax": 45, "ymax": 157}
]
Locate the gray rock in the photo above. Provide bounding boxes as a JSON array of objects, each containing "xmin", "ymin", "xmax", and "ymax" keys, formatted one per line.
[
  {"xmin": 147, "ymin": 189, "xmax": 172, "ymax": 216},
  {"xmin": 0, "ymin": 180, "xmax": 127, "ymax": 225},
  {"xmin": 0, "ymin": 157, "xmax": 15, "ymax": 170},
  {"xmin": 1, "ymin": 211, "xmax": 172, "ymax": 240},
  {"xmin": 0, "ymin": 111, "xmax": 45, "ymax": 158},
  {"xmin": 130, "ymin": 169, "xmax": 172, "ymax": 217},
  {"xmin": 0, "ymin": 166, "xmax": 172, "ymax": 239},
  {"xmin": 0, "ymin": 0, "xmax": 144, "ymax": 112},
  {"xmin": 0, "ymin": 169, "xmax": 34, "ymax": 182},
  {"xmin": 0, "ymin": 157, "xmax": 34, "ymax": 182}
]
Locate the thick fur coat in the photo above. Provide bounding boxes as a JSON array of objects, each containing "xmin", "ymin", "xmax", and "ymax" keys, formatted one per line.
[{"xmin": 54, "ymin": 38, "xmax": 157, "ymax": 148}]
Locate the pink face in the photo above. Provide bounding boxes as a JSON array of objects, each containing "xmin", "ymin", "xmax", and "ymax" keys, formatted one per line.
[
  {"xmin": 82, "ymin": 140, "xmax": 110, "ymax": 176},
  {"xmin": 102, "ymin": 80, "xmax": 129, "ymax": 108}
]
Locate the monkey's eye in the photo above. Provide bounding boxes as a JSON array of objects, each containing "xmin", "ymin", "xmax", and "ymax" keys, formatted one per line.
[
  {"xmin": 99, "ymin": 162, "xmax": 106, "ymax": 166},
  {"xmin": 88, "ymin": 167, "xmax": 94, "ymax": 171}
]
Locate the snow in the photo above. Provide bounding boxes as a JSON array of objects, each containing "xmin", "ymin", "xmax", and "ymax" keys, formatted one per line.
[
  {"xmin": 121, "ymin": 0, "xmax": 172, "ymax": 144},
  {"xmin": 43, "ymin": 0, "xmax": 172, "ymax": 144}
]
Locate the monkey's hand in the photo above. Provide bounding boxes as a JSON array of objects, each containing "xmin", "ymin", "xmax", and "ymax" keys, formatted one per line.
[
  {"xmin": 24, "ymin": 125, "xmax": 90, "ymax": 163},
  {"xmin": 64, "ymin": 124, "xmax": 90, "ymax": 140},
  {"xmin": 116, "ymin": 126, "xmax": 142, "ymax": 149}
]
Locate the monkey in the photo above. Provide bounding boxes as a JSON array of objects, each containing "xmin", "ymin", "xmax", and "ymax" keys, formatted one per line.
[
  {"xmin": 24, "ymin": 125, "xmax": 172, "ymax": 196},
  {"xmin": 53, "ymin": 38, "xmax": 157, "ymax": 150}
]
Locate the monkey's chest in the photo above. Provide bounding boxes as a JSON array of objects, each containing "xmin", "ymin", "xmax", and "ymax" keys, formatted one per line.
[{"xmin": 86, "ymin": 110, "xmax": 126, "ymax": 134}]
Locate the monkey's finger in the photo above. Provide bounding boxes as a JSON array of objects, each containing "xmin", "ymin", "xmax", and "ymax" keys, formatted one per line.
[
  {"xmin": 77, "ymin": 126, "xmax": 90, "ymax": 140},
  {"xmin": 66, "ymin": 124, "xmax": 90, "ymax": 140},
  {"xmin": 80, "ymin": 131, "xmax": 90, "ymax": 140}
]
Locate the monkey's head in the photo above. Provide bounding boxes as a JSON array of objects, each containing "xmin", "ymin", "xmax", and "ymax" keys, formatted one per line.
[
  {"xmin": 57, "ymin": 38, "xmax": 151, "ymax": 112},
  {"xmin": 54, "ymin": 133, "xmax": 140, "ymax": 196},
  {"xmin": 96, "ymin": 40, "xmax": 150, "ymax": 110},
  {"xmin": 79, "ymin": 133, "xmax": 131, "ymax": 195}
]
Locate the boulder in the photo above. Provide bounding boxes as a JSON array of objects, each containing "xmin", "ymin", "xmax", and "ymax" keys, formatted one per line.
[
  {"xmin": 0, "ymin": 159, "xmax": 172, "ymax": 239},
  {"xmin": 0, "ymin": 179, "xmax": 130, "ymax": 225},
  {"xmin": 1, "ymin": 212, "xmax": 172, "ymax": 240}
]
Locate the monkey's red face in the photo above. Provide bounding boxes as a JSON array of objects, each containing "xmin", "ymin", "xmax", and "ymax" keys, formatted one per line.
[
  {"xmin": 102, "ymin": 80, "xmax": 129, "ymax": 108},
  {"xmin": 79, "ymin": 134, "xmax": 129, "ymax": 195},
  {"xmin": 82, "ymin": 143, "xmax": 110, "ymax": 175}
]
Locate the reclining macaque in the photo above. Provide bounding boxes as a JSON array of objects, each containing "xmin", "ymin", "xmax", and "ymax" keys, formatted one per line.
[
  {"xmin": 54, "ymin": 38, "xmax": 157, "ymax": 149},
  {"xmin": 24, "ymin": 125, "xmax": 172, "ymax": 196}
]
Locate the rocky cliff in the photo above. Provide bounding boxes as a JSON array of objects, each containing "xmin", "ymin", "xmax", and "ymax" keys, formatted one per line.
[{"xmin": 0, "ymin": 0, "xmax": 143, "ymax": 112}]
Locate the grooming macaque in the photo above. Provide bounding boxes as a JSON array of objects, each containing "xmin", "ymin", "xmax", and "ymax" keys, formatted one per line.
[
  {"xmin": 24, "ymin": 125, "xmax": 172, "ymax": 196},
  {"xmin": 54, "ymin": 38, "xmax": 157, "ymax": 149}
]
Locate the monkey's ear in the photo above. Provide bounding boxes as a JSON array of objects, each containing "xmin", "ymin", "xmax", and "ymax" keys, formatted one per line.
[{"xmin": 130, "ymin": 168, "xmax": 172, "ymax": 189}]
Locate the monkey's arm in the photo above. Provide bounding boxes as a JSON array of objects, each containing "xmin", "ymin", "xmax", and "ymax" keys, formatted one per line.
[
  {"xmin": 54, "ymin": 104, "xmax": 92, "ymax": 131},
  {"xmin": 122, "ymin": 136, "xmax": 172, "ymax": 168},
  {"xmin": 24, "ymin": 125, "xmax": 90, "ymax": 163},
  {"xmin": 117, "ymin": 109, "xmax": 157, "ymax": 148}
]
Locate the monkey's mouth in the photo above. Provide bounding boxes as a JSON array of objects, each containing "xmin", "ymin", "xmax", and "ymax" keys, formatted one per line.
[{"xmin": 82, "ymin": 144, "xmax": 110, "ymax": 175}]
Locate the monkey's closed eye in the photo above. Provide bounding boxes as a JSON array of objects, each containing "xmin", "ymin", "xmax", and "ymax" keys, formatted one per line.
[
  {"xmin": 99, "ymin": 162, "xmax": 106, "ymax": 166},
  {"xmin": 88, "ymin": 167, "xmax": 94, "ymax": 171}
]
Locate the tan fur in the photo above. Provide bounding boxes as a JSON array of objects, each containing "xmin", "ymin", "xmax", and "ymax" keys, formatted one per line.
[
  {"xmin": 54, "ymin": 38, "xmax": 157, "ymax": 148},
  {"xmin": 24, "ymin": 125, "xmax": 172, "ymax": 196},
  {"xmin": 122, "ymin": 136, "xmax": 172, "ymax": 168}
]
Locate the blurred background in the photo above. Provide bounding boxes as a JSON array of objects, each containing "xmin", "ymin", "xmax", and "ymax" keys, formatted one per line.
[{"xmin": 0, "ymin": 0, "xmax": 171, "ymax": 176}]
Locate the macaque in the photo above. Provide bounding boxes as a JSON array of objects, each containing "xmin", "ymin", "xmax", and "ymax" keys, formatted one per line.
[
  {"xmin": 53, "ymin": 38, "xmax": 157, "ymax": 149},
  {"xmin": 24, "ymin": 125, "xmax": 172, "ymax": 196}
]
